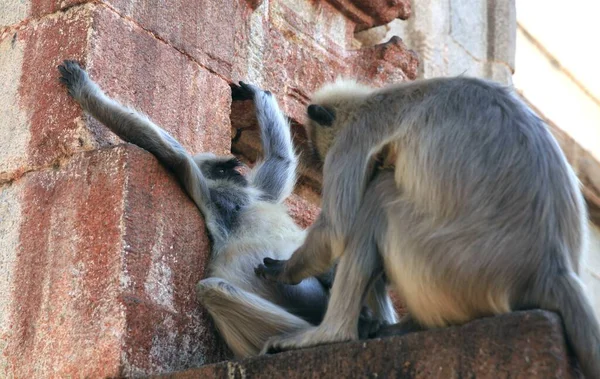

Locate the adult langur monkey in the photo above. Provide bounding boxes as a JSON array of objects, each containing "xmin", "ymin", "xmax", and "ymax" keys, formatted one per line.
[
  {"xmin": 58, "ymin": 62, "xmax": 395, "ymax": 358},
  {"xmin": 256, "ymin": 77, "xmax": 600, "ymax": 378}
]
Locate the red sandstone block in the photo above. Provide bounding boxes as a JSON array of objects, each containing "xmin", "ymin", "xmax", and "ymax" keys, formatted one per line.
[
  {"xmin": 86, "ymin": 7, "xmax": 232, "ymax": 156},
  {"xmin": 0, "ymin": 5, "xmax": 91, "ymax": 181},
  {"xmin": 156, "ymin": 311, "xmax": 581, "ymax": 379},
  {"xmin": 105, "ymin": 0, "xmax": 252, "ymax": 79},
  {"xmin": 0, "ymin": 145, "xmax": 226, "ymax": 378},
  {"xmin": 0, "ymin": 4, "xmax": 231, "ymax": 182},
  {"xmin": 91, "ymin": 0, "xmax": 417, "ymax": 123}
]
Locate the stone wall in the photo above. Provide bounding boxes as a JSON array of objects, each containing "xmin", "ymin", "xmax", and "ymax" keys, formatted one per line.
[
  {"xmin": 0, "ymin": 1, "xmax": 417, "ymax": 377},
  {"xmin": 381, "ymin": 0, "xmax": 515, "ymax": 84}
]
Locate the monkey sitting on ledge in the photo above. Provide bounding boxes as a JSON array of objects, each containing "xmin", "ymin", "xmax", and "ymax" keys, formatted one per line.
[{"xmin": 256, "ymin": 77, "xmax": 600, "ymax": 378}]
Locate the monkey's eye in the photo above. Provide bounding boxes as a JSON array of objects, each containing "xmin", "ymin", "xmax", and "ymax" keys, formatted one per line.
[
  {"xmin": 307, "ymin": 104, "xmax": 335, "ymax": 126},
  {"xmin": 219, "ymin": 169, "xmax": 225, "ymax": 174}
]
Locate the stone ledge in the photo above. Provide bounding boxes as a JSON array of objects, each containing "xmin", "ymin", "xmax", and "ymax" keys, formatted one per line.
[{"xmin": 155, "ymin": 310, "xmax": 580, "ymax": 379}]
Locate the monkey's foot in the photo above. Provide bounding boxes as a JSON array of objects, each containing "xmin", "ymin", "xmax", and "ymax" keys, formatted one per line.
[
  {"xmin": 358, "ymin": 307, "xmax": 386, "ymax": 339},
  {"xmin": 260, "ymin": 326, "xmax": 355, "ymax": 355},
  {"xmin": 255, "ymin": 257, "xmax": 298, "ymax": 284}
]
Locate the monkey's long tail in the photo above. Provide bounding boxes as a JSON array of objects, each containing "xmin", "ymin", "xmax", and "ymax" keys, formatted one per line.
[{"xmin": 541, "ymin": 272, "xmax": 600, "ymax": 378}]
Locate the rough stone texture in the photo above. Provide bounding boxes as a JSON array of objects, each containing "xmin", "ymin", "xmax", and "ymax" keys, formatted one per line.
[
  {"xmin": 327, "ymin": 0, "xmax": 411, "ymax": 31},
  {"xmin": 98, "ymin": 0, "xmax": 417, "ymax": 123},
  {"xmin": 383, "ymin": 0, "xmax": 515, "ymax": 83},
  {"xmin": 0, "ymin": 0, "xmax": 85, "ymax": 29},
  {"xmin": 0, "ymin": 4, "xmax": 231, "ymax": 184},
  {"xmin": 103, "ymin": 0, "xmax": 251, "ymax": 81},
  {"xmin": 0, "ymin": 0, "xmax": 30, "ymax": 29},
  {"xmin": 155, "ymin": 311, "xmax": 581, "ymax": 379},
  {"xmin": 487, "ymin": 0, "xmax": 516, "ymax": 71},
  {"xmin": 450, "ymin": 0, "xmax": 487, "ymax": 60},
  {"xmin": 0, "ymin": 5, "xmax": 91, "ymax": 182},
  {"xmin": 0, "ymin": 146, "xmax": 226, "ymax": 378}
]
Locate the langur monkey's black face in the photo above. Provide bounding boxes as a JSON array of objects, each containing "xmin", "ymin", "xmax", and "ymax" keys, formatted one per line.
[
  {"xmin": 306, "ymin": 104, "xmax": 337, "ymax": 164},
  {"xmin": 201, "ymin": 157, "xmax": 248, "ymax": 186}
]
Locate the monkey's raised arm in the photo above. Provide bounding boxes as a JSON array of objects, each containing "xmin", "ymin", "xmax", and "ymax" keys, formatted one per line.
[
  {"xmin": 58, "ymin": 60, "xmax": 225, "ymax": 243},
  {"xmin": 233, "ymin": 82, "xmax": 298, "ymax": 203}
]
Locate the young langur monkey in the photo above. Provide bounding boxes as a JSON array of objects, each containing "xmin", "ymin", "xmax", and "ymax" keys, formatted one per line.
[
  {"xmin": 57, "ymin": 61, "xmax": 394, "ymax": 358},
  {"xmin": 256, "ymin": 77, "xmax": 600, "ymax": 378}
]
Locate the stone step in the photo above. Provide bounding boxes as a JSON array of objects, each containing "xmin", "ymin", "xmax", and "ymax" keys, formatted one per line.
[{"xmin": 154, "ymin": 310, "xmax": 580, "ymax": 379}]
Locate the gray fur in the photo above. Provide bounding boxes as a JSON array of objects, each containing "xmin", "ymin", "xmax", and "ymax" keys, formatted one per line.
[
  {"xmin": 58, "ymin": 61, "xmax": 392, "ymax": 358},
  {"xmin": 257, "ymin": 77, "xmax": 599, "ymax": 378},
  {"xmin": 248, "ymin": 89, "xmax": 298, "ymax": 203},
  {"xmin": 261, "ymin": 171, "xmax": 399, "ymax": 353}
]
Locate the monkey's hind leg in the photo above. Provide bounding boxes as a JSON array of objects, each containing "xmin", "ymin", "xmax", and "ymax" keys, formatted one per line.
[{"xmin": 196, "ymin": 277, "xmax": 311, "ymax": 358}]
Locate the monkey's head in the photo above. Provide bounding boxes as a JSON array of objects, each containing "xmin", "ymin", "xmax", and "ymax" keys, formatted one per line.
[{"xmin": 305, "ymin": 78, "xmax": 374, "ymax": 163}]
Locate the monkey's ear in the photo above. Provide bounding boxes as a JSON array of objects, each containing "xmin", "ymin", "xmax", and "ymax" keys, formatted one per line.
[{"xmin": 307, "ymin": 104, "xmax": 335, "ymax": 127}]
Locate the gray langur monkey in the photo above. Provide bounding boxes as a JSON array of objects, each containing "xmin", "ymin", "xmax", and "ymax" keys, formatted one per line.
[
  {"xmin": 255, "ymin": 77, "xmax": 600, "ymax": 378},
  {"xmin": 57, "ymin": 61, "xmax": 395, "ymax": 358}
]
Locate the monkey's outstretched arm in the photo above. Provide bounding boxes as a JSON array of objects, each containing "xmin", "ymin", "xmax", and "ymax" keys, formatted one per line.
[
  {"xmin": 233, "ymin": 82, "xmax": 298, "ymax": 203},
  {"xmin": 58, "ymin": 60, "xmax": 226, "ymax": 243}
]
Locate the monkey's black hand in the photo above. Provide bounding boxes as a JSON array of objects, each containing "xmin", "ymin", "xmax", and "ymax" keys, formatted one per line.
[
  {"xmin": 231, "ymin": 81, "xmax": 257, "ymax": 101},
  {"xmin": 231, "ymin": 81, "xmax": 272, "ymax": 102},
  {"xmin": 58, "ymin": 60, "xmax": 88, "ymax": 99},
  {"xmin": 255, "ymin": 257, "xmax": 288, "ymax": 282}
]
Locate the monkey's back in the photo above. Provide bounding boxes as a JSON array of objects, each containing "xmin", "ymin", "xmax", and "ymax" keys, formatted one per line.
[{"xmin": 380, "ymin": 77, "xmax": 587, "ymax": 322}]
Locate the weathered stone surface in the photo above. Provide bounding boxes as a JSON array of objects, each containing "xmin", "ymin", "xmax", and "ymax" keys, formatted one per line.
[
  {"xmin": 384, "ymin": 0, "xmax": 516, "ymax": 85},
  {"xmin": 0, "ymin": 4, "xmax": 231, "ymax": 183},
  {"xmin": 0, "ymin": 0, "xmax": 84, "ymax": 29},
  {"xmin": 327, "ymin": 0, "xmax": 411, "ymax": 31},
  {"xmin": 44, "ymin": 0, "xmax": 418, "ymax": 126},
  {"xmin": 487, "ymin": 0, "xmax": 516, "ymax": 71},
  {"xmin": 0, "ymin": 5, "xmax": 91, "ymax": 182},
  {"xmin": 155, "ymin": 311, "xmax": 580, "ymax": 379},
  {"xmin": 446, "ymin": 36, "xmax": 486, "ymax": 77},
  {"xmin": 450, "ymin": 0, "xmax": 487, "ymax": 60},
  {"xmin": 348, "ymin": 35, "xmax": 419, "ymax": 84},
  {"xmin": 254, "ymin": 21, "xmax": 417, "ymax": 124},
  {"xmin": 86, "ymin": 7, "xmax": 232, "ymax": 156},
  {"xmin": 104, "ymin": 0, "xmax": 251, "ymax": 80},
  {"xmin": 271, "ymin": 0, "xmax": 355, "ymax": 51},
  {"xmin": 0, "ymin": 0, "xmax": 30, "ymax": 29},
  {"xmin": 0, "ymin": 146, "xmax": 227, "ymax": 378}
]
